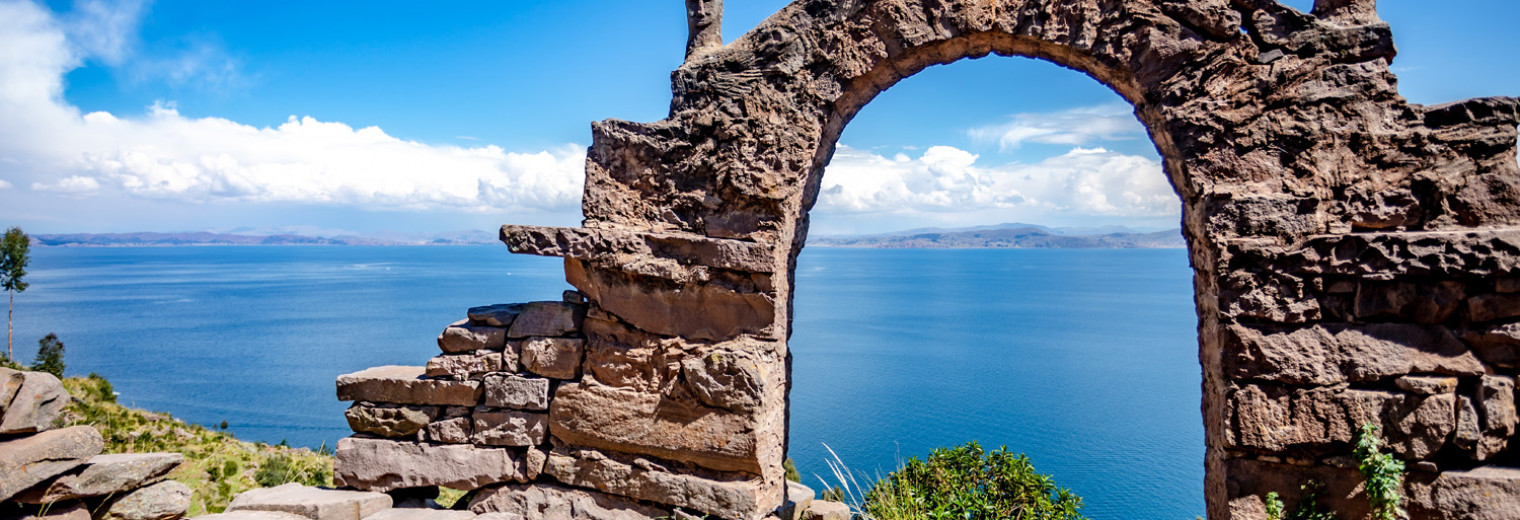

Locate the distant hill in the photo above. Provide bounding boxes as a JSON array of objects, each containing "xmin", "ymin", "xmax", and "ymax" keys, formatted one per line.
[
  {"xmin": 808, "ymin": 223, "xmax": 1184, "ymax": 248},
  {"xmin": 31, "ymin": 230, "xmax": 500, "ymax": 247}
]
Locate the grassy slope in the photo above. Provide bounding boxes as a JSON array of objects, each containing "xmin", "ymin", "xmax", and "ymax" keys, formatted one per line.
[{"xmin": 58, "ymin": 375, "xmax": 334, "ymax": 515}]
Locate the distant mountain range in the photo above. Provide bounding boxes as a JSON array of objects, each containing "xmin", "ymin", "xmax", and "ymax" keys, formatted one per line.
[
  {"xmin": 31, "ymin": 230, "xmax": 500, "ymax": 247},
  {"xmin": 808, "ymin": 223, "xmax": 1184, "ymax": 248}
]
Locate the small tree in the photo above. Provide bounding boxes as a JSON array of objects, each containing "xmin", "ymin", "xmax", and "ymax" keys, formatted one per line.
[
  {"xmin": 32, "ymin": 333, "xmax": 64, "ymax": 378},
  {"xmin": 1, "ymin": 227, "xmax": 31, "ymax": 361}
]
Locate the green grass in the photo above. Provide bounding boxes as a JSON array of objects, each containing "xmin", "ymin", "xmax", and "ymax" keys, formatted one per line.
[
  {"xmin": 58, "ymin": 374, "xmax": 334, "ymax": 515},
  {"xmin": 814, "ymin": 442, "xmax": 1086, "ymax": 520}
]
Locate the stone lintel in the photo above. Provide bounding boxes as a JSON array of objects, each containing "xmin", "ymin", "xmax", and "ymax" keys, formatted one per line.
[{"xmin": 500, "ymin": 225, "xmax": 775, "ymax": 274}]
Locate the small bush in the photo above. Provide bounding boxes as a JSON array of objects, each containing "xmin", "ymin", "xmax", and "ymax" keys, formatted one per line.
[
  {"xmin": 1354, "ymin": 424, "xmax": 1407, "ymax": 520},
  {"xmin": 31, "ymin": 333, "xmax": 64, "ymax": 378},
  {"xmin": 862, "ymin": 441, "xmax": 1085, "ymax": 520},
  {"xmin": 784, "ymin": 458, "xmax": 801, "ymax": 483}
]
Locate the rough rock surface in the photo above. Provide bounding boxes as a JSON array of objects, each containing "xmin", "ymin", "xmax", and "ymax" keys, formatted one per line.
[
  {"xmin": 337, "ymin": 366, "xmax": 480, "ymax": 407},
  {"xmin": 334, "ymin": 436, "xmax": 533, "ymax": 492},
  {"xmin": 345, "ymin": 403, "xmax": 437, "ymax": 438},
  {"xmin": 519, "ymin": 338, "xmax": 584, "ymax": 380},
  {"xmin": 226, "ymin": 483, "xmax": 392, "ymax": 520},
  {"xmin": 0, "ymin": 370, "xmax": 70, "ymax": 434},
  {"xmin": 97, "ymin": 480, "xmax": 191, "ymax": 520},
  {"xmin": 468, "ymin": 483, "xmax": 668, "ymax": 520},
  {"xmin": 2, "ymin": 501, "xmax": 92, "ymax": 520},
  {"xmin": 14, "ymin": 452, "xmax": 184, "ymax": 503},
  {"xmin": 438, "ymin": 320, "xmax": 509, "ymax": 354},
  {"xmin": 0, "ymin": 367, "xmax": 25, "ymax": 416},
  {"xmin": 0, "ymin": 425, "xmax": 104, "ymax": 502},
  {"xmin": 365, "ymin": 510, "xmax": 477, "ymax": 520},
  {"xmin": 800, "ymin": 501, "xmax": 849, "ymax": 520},
  {"xmin": 470, "ymin": 410, "xmax": 547, "ymax": 446},
  {"xmin": 507, "ymin": 302, "xmax": 586, "ymax": 338},
  {"xmin": 542, "ymin": 445, "xmax": 766, "ymax": 520},
  {"xmin": 189, "ymin": 512, "xmax": 309, "ymax": 520},
  {"xmin": 482, "ymin": 374, "xmax": 550, "ymax": 411}
]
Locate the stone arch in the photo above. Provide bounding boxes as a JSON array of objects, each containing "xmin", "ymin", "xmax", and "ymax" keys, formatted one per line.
[{"xmin": 334, "ymin": 1, "xmax": 1520, "ymax": 519}]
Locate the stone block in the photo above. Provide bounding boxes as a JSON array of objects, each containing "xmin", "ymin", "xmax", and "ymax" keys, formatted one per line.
[
  {"xmin": 468, "ymin": 483, "xmax": 669, "ymax": 520},
  {"xmin": 421, "ymin": 416, "xmax": 472, "ymax": 444},
  {"xmin": 1231, "ymin": 384, "xmax": 1455, "ymax": 459},
  {"xmin": 548, "ymin": 382, "xmax": 775, "ymax": 474},
  {"xmin": 345, "ymin": 403, "xmax": 438, "ymax": 438},
  {"xmin": 681, "ymin": 351, "xmax": 766, "ymax": 413},
  {"xmin": 483, "ymin": 374, "xmax": 551, "ymax": 411},
  {"xmin": 1, "ymin": 367, "xmax": 25, "ymax": 416},
  {"xmin": 1395, "ymin": 375, "xmax": 1458, "ymax": 395},
  {"xmin": 191, "ymin": 512, "xmax": 309, "ymax": 520},
  {"xmin": 520, "ymin": 338, "xmax": 585, "ymax": 380},
  {"xmin": 567, "ymin": 261, "xmax": 776, "ymax": 342},
  {"xmin": 0, "ymin": 425, "xmax": 103, "ymax": 502},
  {"xmin": 99, "ymin": 480, "xmax": 191, "ymax": 520},
  {"xmin": 0, "ymin": 370, "xmax": 71, "ymax": 434},
  {"xmin": 15, "ymin": 452, "xmax": 184, "ymax": 503},
  {"xmin": 1410, "ymin": 466, "xmax": 1520, "ymax": 520},
  {"xmin": 227, "ymin": 483, "xmax": 392, "ymax": 520},
  {"xmin": 337, "ymin": 366, "xmax": 480, "ymax": 407},
  {"xmin": 499, "ymin": 225, "xmax": 776, "ymax": 275},
  {"xmin": 1470, "ymin": 293, "xmax": 1520, "ymax": 323},
  {"xmin": 801, "ymin": 501, "xmax": 849, "ymax": 520},
  {"xmin": 1463, "ymin": 322, "xmax": 1520, "ymax": 369},
  {"xmin": 472, "ymin": 409, "xmax": 548, "ymax": 446},
  {"xmin": 438, "ymin": 320, "xmax": 509, "ymax": 354},
  {"xmin": 334, "ymin": 436, "xmax": 531, "ymax": 492},
  {"xmin": 1222, "ymin": 323, "xmax": 1483, "ymax": 386},
  {"xmin": 507, "ymin": 302, "xmax": 586, "ymax": 338},
  {"xmin": 425, "ymin": 352, "xmax": 503, "ymax": 380},
  {"xmin": 467, "ymin": 304, "xmax": 526, "ymax": 328},
  {"xmin": 2, "ymin": 501, "xmax": 91, "ymax": 520},
  {"xmin": 365, "ymin": 510, "xmax": 476, "ymax": 520},
  {"xmin": 778, "ymin": 481, "xmax": 814, "ymax": 520},
  {"xmin": 543, "ymin": 445, "xmax": 771, "ymax": 520},
  {"xmin": 1354, "ymin": 281, "xmax": 1464, "ymax": 324},
  {"xmin": 1477, "ymin": 375, "xmax": 1517, "ymax": 458}
]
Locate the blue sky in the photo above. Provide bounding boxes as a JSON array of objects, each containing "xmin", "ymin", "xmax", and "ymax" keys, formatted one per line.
[{"xmin": 0, "ymin": 0, "xmax": 1516, "ymax": 236}]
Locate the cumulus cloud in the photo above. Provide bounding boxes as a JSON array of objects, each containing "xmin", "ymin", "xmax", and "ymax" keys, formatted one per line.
[
  {"xmin": 818, "ymin": 144, "xmax": 1177, "ymax": 219},
  {"xmin": 0, "ymin": 0, "xmax": 585, "ymax": 214},
  {"xmin": 967, "ymin": 103, "xmax": 1145, "ymax": 150}
]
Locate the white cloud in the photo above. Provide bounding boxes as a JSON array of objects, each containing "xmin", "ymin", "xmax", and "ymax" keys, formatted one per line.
[
  {"xmin": 967, "ymin": 103, "xmax": 1144, "ymax": 150},
  {"xmin": 0, "ymin": 179, "xmax": 11, "ymax": 189},
  {"xmin": 818, "ymin": 144, "xmax": 1177, "ymax": 219},
  {"xmin": 0, "ymin": 0, "xmax": 585, "ymax": 214}
]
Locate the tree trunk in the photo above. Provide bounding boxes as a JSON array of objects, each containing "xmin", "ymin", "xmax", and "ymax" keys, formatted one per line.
[{"xmin": 7, "ymin": 289, "xmax": 12, "ymax": 361}]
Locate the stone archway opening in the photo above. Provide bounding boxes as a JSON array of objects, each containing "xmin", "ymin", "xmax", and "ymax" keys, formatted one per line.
[{"xmin": 784, "ymin": 53, "xmax": 1204, "ymax": 520}]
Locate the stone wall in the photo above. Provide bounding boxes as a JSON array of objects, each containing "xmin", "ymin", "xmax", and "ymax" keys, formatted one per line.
[{"xmin": 333, "ymin": 0, "xmax": 1520, "ymax": 519}]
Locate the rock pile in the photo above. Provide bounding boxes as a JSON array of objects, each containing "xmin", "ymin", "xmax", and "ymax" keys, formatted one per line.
[{"xmin": 0, "ymin": 368, "xmax": 191, "ymax": 520}]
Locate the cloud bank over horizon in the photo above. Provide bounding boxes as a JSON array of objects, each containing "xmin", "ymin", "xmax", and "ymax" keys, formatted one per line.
[{"xmin": 0, "ymin": 0, "xmax": 1178, "ymax": 235}]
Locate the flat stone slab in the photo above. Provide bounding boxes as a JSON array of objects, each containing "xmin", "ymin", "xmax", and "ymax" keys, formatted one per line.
[
  {"xmin": 0, "ymin": 425, "xmax": 104, "ymax": 502},
  {"xmin": 15, "ymin": 452, "xmax": 184, "ymax": 503},
  {"xmin": 438, "ymin": 320, "xmax": 509, "ymax": 352},
  {"xmin": 802, "ymin": 500, "xmax": 850, "ymax": 520},
  {"xmin": 99, "ymin": 479, "xmax": 191, "ymax": 520},
  {"xmin": 469, "ymin": 483, "xmax": 669, "ymax": 520},
  {"xmin": 334, "ymin": 436, "xmax": 532, "ymax": 492},
  {"xmin": 482, "ymin": 374, "xmax": 550, "ymax": 411},
  {"xmin": 336, "ymin": 366, "xmax": 480, "ymax": 406},
  {"xmin": 191, "ymin": 512, "xmax": 310, "ymax": 520},
  {"xmin": 226, "ymin": 483, "xmax": 392, "ymax": 520},
  {"xmin": 364, "ymin": 510, "xmax": 476, "ymax": 520},
  {"xmin": 1, "ymin": 370, "xmax": 71, "ymax": 434},
  {"xmin": 500, "ymin": 225, "xmax": 775, "ymax": 274},
  {"xmin": 3, "ymin": 500, "xmax": 92, "ymax": 520}
]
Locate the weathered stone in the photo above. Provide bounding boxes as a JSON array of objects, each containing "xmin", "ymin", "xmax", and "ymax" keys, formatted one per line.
[
  {"xmin": 334, "ymin": 436, "xmax": 531, "ymax": 492},
  {"xmin": 1222, "ymin": 323, "xmax": 1484, "ymax": 386},
  {"xmin": 543, "ymin": 445, "xmax": 771, "ymax": 520},
  {"xmin": 483, "ymin": 374, "xmax": 551, "ymax": 411},
  {"xmin": 1476, "ymin": 375, "xmax": 1517, "ymax": 458},
  {"xmin": 520, "ymin": 337, "xmax": 585, "ymax": 379},
  {"xmin": 98, "ymin": 480, "xmax": 191, "ymax": 520},
  {"xmin": 14, "ymin": 452, "xmax": 184, "ymax": 503},
  {"xmin": 0, "ymin": 367, "xmax": 25, "ymax": 417},
  {"xmin": 0, "ymin": 425, "xmax": 103, "ymax": 502},
  {"xmin": 336, "ymin": 366, "xmax": 480, "ymax": 407},
  {"xmin": 0, "ymin": 370, "xmax": 70, "ymax": 434},
  {"xmin": 191, "ymin": 512, "xmax": 310, "ymax": 520},
  {"xmin": 1231, "ymin": 384, "xmax": 1455, "ymax": 458},
  {"xmin": 566, "ymin": 260, "xmax": 776, "ymax": 342},
  {"xmin": 801, "ymin": 500, "xmax": 849, "ymax": 520},
  {"xmin": 563, "ymin": 290, "xmax": 587, "ymax": 304},
  {"xmin": 421, "ymin": 416, "xmax": 472, "ymax": 444},
  {"xmin": 1394, "ymin": 375, "xmax": 1458, "ymax": 395},
  {"xmin": 471, "ymin": 409, "xmax": 548, "ymax": 446},
  {"xmin": 1463, "ymin": 322, "xmax": 1520, "ymax": 369},
  {"xmin": 500, "ymin": 225, "xmax": 776, "ymax": 276},
  {"xmin": 549, "ymin": 382, "xmax": 772, "ymax": 474},
  {"xmin": 1354, "ymin": 281, "xmax": 1464, "ymax": 323},
  {"xmin": 438, "ymin": 320, "xmax": 510, "ymax": 354},
  {"xmin": 681, "ymin": 350, "xmax": 765, "ymax": 413},
  {"xmin": 227, "ymin": 483, "xmax": 392, "ymax": 520},
  {"xmin": 468, "ymin": 483, "xmax": 669, "ymax": 520},
  {"xmin": 1409, "ymin": 466, "xmax": 1520, "ymax": 520},
  {"xmin": 1470, "ymin": 293, "xmax": 1520, "ymax": 323},
  {"xmin": 1455, "ymin": 395, "xmax": 1482, "ymax": 452},
  {"xmin": 345, "ymin": 403, "xmax": 438, "ymax": 438},
  {"xmin": 467, "ymin": 304, "xmax": 526, "ymax": 328},
  {"xmin": 506, "ymin": 302, "xmax": 586, "ymax": 338},
  {"xmin": 1498, "ymin": 278, "xmax": 1520, "ymax": 293},
  {"xmin": 365, "ymin": 509, "xmax": 476, "ymax": 520},
  {"xmin": 2, "ymin": 501, "xmax": 91, "ymax": 520},
  {"xmin": 778, "ymin": 481, "xmax": 814, "ymax": 520},
  {"xmin": 425, "ymin": 352, "xmax": 503, "ymax": 380}
]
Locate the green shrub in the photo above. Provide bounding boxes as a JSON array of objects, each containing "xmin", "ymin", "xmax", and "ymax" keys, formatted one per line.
[
  {"xmin": 30, "ymin": 333, "xmax": 64, "ymax": 378},
  {"xmin": 861, "ymin": 441, "xmax": 1085, "ymax": 520},
  {"xmin": 784, "ymin": 458, "xmax": 801, "ymax": 483},
  {"xmin": 1354, "ymin": 424, "xmax": 1407, "ymax": 520}
]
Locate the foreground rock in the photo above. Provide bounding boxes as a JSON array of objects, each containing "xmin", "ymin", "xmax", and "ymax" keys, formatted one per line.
[
  {"xmin": 1, "ymin": 501, "xmax": 92, "ymax": 520},
  {"xmin": 365, "ymin": 510, "xmax": 476, "ymax": 520},
  {"xmin": 14, "ymin": 452, "xmax": 184, "ymax": 503},
  {"xmin": 334, "ymin": 436, "xmax": 535, "ymax": 492},
  {"xmin": 0, "ymin": 425, "xmax": 104, "ymax": 502},
  {"xmin": 190, "ymin": 512, "xmax": 309, "ymax": 520},
  {"xmin": 0, "ymin": 370, "xmax": 70, "ymax": 434},
  {"xmin": 468, "ymin": 483, "xmax": 668, "ymax": 520},
  {"xmin": 98, "ymin": 480, "xmax": 191, "ymax": 520},
  {"xmin": 336, "ymin": 366, "xmax": 480, "ymax": 407},
  {"xmin": 226, "ymin": 483, "xmax": 392, "ymax": 520}
]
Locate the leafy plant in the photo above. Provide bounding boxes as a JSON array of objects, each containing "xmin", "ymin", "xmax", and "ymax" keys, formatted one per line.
[
  {"xmin": 1353, "ymin": 424, "xmax": 1407, "ymax": 520},
  {"xmin": 1286, "ymin": 481, "xmax": 1336, "ymax": 520},
  {"xmin": 1, "ymin": 226, "xmax": 30, "ymax": 361},
  {"xmin": 844, "ymin": 441, "xmax": 1085, "ymax": 520},
  {"xmin": 1265, "ymin": 491, "xmax": 1284, "ymax": 520},
  {"xmin": 31, "ymin": 333, "xmax": 65, "ymax": 378}
]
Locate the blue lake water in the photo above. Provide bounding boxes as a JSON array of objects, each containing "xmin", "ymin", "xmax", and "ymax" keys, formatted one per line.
[{"xmin": 10, "ymin": 245, "xmax": 1202, "ymax": 520}]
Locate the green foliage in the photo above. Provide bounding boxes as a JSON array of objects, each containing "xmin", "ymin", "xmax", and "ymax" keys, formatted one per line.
[
  {"xmin": 821, "ymin": 485, "xmax": 845, "ymax": 503},
  {"xmin": 860, "ymin": 441, "xmax": 1085, "ymax": 520},
  {"xmin": 1354, "ymin": 424, "xmax": 1407, "ymax": 520},
  {"xmin": 784, "ymin": 457, "xmax": 801, "ymax": 483},
  {"xmin": 31, "ymin": 333, "xmax": 65, "ymax": 378},
  {"xmin": 0, "ymin": 227, "xmax": 28, "ymax": 294},
  {"xmin": 1265, "ymin": 491, "xmax": 1284, "ymax": 520},
  {"xmin": 1285, "ymin": 481, "xmax": 1336, "ymax": 520},
  {"xmin": 60, "ymin": 374, "xmax": 333, "ymax": 515}
]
